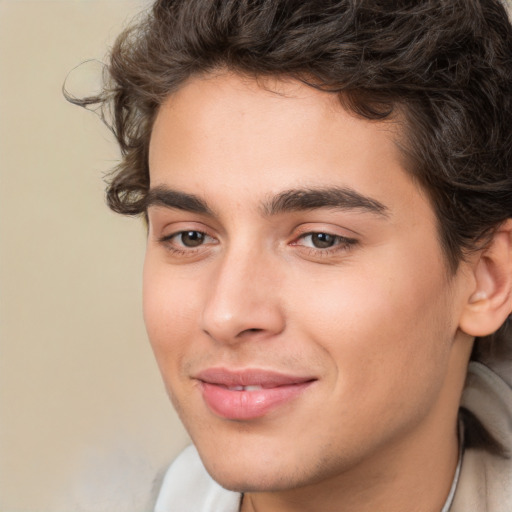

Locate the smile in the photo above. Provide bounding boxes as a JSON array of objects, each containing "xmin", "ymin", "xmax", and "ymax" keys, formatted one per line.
[{"xmin": 195, "ymin": 368, "xmax": 316, "ymax": 421}]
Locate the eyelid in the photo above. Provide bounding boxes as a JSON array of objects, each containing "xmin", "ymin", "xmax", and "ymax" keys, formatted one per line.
[
  {"xmin": 154, "ymin": 218, "xmax": 215, "ymax": 240},
  {"xmin": 301, "ymin": 231, "xmax": 351, "ymax": 241},
  {"xmin": 291, "ymin": 220, "xmax": 359, "ymax": 239},
  {"xmin": 159, "ymin": 229, "xmax": 217, "ymax": 246},
  {"xmin": 293, "ymin": 232, "xmax": 357, "ymax": 247},
  {"xmin": 292, "ymin": 221, "xmax": 361, "ymax": 238}
]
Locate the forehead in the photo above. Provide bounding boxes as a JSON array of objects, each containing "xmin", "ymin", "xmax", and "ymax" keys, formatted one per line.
[
  {"xmin": 151, "ymin": 72, "xmax": 402, "ymax": 149},
  {"xmin": 148, "ymin": 72, "xmax": 428, "ymax": 220}
]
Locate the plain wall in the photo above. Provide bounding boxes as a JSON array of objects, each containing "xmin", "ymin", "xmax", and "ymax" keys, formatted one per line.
[{"xmin": 0, "ymin": 2, "xmax": 189, "ymax": 511}]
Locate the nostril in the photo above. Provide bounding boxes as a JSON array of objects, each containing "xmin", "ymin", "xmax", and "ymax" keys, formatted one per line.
[{"xmin": 239, "ymin": 328, "xmax": 264, "ymax": 335}]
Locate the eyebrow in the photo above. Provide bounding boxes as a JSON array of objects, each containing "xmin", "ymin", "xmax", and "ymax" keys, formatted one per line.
[
  {"xmin": 145, "ymin": 186, "xmax": 214, "ymax": 215},
  {"xmin": 145, "ymin": 185, "xmax": 389, "ymax": 218},
  {"xmin": 262, "ymin": 187, "xmax": 389, "ymax": 217}
]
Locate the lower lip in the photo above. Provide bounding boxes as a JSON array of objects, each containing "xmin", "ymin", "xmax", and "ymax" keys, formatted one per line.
[{"xmin": 200, "ymin": 381, "xmax": 313, "ymax": 420}]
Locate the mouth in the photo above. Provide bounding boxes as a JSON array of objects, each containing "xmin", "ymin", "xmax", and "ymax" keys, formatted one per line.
[{"xmin": 195, "ymin": 368, "xmax": 317, "ymax": 421}]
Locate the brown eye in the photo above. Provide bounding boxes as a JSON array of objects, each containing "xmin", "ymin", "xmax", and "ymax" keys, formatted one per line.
[
  {"xmin": 180, "ymin": 231, "xmax": 206, "ymax": 247},
  {"xmin": 310, "ymin": 233, "xmax": 336, "ymax": 248},
  {"xmin": 294, "ymin": 232, "xmax": 358, "ymax": 253}
]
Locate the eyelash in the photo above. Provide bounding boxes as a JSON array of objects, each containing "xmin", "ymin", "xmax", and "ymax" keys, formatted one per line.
[{"xmin": 292, "ymin": 232, "xmax": 358, "ymax": 257}]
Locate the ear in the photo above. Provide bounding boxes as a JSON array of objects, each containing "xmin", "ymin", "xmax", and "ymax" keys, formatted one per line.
[{"xmin": 459, "ymin": 219, "xmax": 512, "ymax": 337}]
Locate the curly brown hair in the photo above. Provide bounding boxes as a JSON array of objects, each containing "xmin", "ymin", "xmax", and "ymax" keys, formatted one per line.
[{"xmin": 69, "ymin": 0, "xmax": 512, "ymax": 357}]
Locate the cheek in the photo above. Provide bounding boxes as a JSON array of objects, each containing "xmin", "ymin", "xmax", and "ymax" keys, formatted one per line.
[
  {"xmin": 290, "ymin": 246, "xmax": 454, "ymax": 403},
  {"xmin": 142, "ymin": 257, "xmax": 200, "ymax": 377}
]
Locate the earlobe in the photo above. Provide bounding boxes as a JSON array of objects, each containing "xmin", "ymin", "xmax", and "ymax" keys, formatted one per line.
[{"xmin": 459, "ymin": 219, "xmax": 512, "ymax": 337}]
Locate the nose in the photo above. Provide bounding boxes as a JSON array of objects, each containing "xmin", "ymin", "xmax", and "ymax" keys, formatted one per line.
[{"xmin": 200, "ymin": 246, "xmax": 286, "ymax": 344}]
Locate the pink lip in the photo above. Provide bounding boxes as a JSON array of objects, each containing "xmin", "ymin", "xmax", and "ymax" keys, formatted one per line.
[{"xmin": 195, "ymin": 368, "xmax": 316, "ymax": 420}]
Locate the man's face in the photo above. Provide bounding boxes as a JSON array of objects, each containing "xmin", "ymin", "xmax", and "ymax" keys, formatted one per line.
[{"xmin": 144, "ymin": 73, "xmax": 472, "ymax": 492}]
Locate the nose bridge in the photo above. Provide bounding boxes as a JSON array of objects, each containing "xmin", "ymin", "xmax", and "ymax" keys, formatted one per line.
[{"xmin": 201, "ymin": 240, "xmax": 284, "ymax": 343}]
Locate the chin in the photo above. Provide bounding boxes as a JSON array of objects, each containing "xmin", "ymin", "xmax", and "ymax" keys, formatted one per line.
[
  {"xmin": 204, "ymin": 463, "xmax": 296, "ymax": 493},
  {"xmin": 197, "ymin": 440, "xmax": 328, "ymax": 494}
]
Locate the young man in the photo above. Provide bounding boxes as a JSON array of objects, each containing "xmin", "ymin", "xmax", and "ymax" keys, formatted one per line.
[{"xmin": 79, "ymin": 1, "xmax": 512, "ymax": 510}]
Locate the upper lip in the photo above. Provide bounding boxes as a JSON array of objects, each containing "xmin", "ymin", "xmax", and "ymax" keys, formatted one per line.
[{"xmin": 195, "ymin": 368, "xmax": 316, "ymax": 388}]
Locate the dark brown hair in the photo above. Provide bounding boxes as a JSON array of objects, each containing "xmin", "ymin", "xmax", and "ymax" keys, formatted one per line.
[{"xmin": 69, "ymin": 0, "xmax": 512, "ymax": 356}]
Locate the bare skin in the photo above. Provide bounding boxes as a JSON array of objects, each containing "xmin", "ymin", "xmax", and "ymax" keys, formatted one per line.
[{"xmin": 143, "ymin": 72, "xmax": 497, "ymax": 512}]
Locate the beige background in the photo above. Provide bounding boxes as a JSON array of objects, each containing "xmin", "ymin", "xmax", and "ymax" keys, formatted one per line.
[{"xmin": 0, "ymin": 1, "xmax": 189, "ymax": 511}]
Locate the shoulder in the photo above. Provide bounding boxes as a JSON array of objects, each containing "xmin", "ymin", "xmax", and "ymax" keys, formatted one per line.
[
  {"xmin": 154, "ymin": 445, "xmax": 242, "ymax": 512},
  {"xmin": 453, "ymin": 361, "xmax": 512, "ymax": 512}
]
